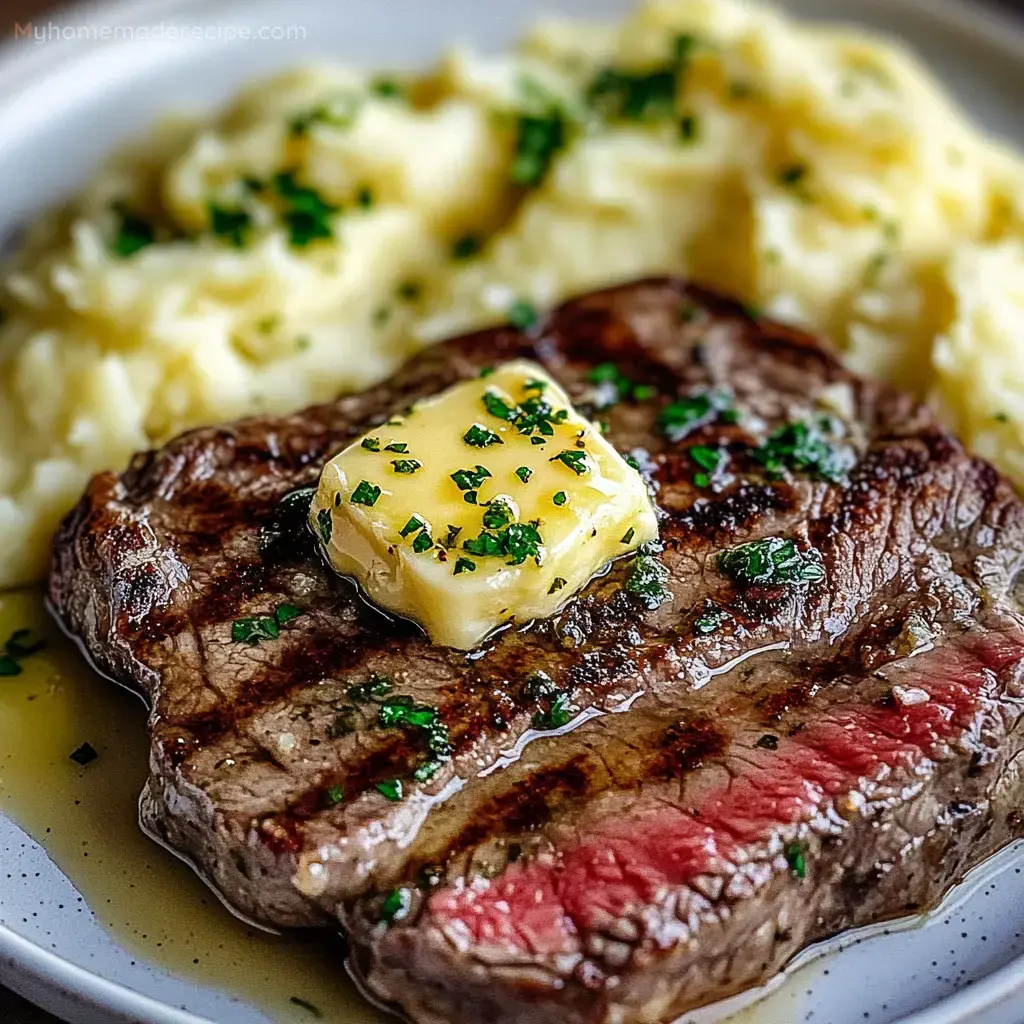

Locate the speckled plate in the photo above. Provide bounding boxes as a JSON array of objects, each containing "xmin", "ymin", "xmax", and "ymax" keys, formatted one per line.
[{"xmin": 3, "ymin": 1, "xmax": 1024, "ymax": 1022}]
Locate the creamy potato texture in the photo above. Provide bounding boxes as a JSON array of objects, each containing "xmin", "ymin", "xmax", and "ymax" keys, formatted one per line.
[{"xmin": 2, "ymin": 0, "xmax": 1024, "ymax": 586}]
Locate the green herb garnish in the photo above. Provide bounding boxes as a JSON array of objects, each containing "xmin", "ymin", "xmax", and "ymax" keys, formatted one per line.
[
  {"xmin": 351, "ymin": 480, "xmax": 382, "ymax": 506},
  {"xmin": 208, "ymin": 204, "xmax": 252, "ymax": 247},
  {"xmin": 316, "ymin": 507, "xmax": 332, "ymax": 544},
  {"xmin": 548, "ymin": 577, "xmax": 567, "ymax": 594},
  {"xmin": 658, "ymin": 389, "xmax": 735, "ymax": 442},
  {"xmin": 508, "ymin": 299, "xmax": 539, "ymax": 330},
  {"xmin": 384, "ymin": 441, "xmax": 408, "ymax": 453},
  {"xmin": 361, "ymin": 437, "xmax": 381, "ymax": 452},
  {"xmin": 785, "ymin": 841, "xmax": 807, "ymax": 879},
  {"xmin": 274, "ymin": 604, "xmax": 301, "ymax": 626},
  {"xmin": 0, "ymin": 628, "xmax": 46, "ymax": 676},
  {"xmin": 463, "ymin": 521, "xmax": 543, "ymax": 566},
  {"xmin": 376, "ymin": 779, "xmax": 403, "ymax": 802},
  {"xmin": 550, "ymin": 449, "xmax": 588, "ymax": 475},
  {"xmin": 289, "ymin": 997, "xmax": 323, "ymax": 1018},
  {"xmin": 621, "ymin": 527, "xmax": 635, "ymax": 544},
  {"xmin": 400, "ymin": 516, "xmax": 425, "ymax": 538},
  {"xmin": 379, "ymin": 888, "xmax": 411, "ymax": 923},
  {"xmin": 70, "ymin": 742, "xmax": 98, "ymax": 767},
  {"xmin": 718, "ymin": 537, "xmax": 825, "ymax": 586},
  {"xmin": 452, "ymin": 234, "xmax": 482, "ymax": 260},
  {"xmin": 509, "ymin": 113, "xmax": 566, "ymax": 187},
  {"xmin": 289, "ymin": 94, "xmax": 361, "ymax": 135},
  {"xmin": 379, "ymin": 696, "xmax": 437, "ymax": 730},
  {"xmin": 412, "ymin": 531, "xmax": 433, "ymax": 554},
  {"xmin": 625, "ymin": 544, "xmax": 671, "ymax": 608},
  {"xmin": 454, "ymin": 557, "xmax": 476, "ymax": 575},
  {"xmin": 752, "ymin": 419, "xmax": 852, "ymax": 483},
  {"xmin": 347, "ymin": 673, "xmax": 393, "ymax": 702},
  {"xmin": 324, "ymin": 784, "xmax": 345, "ymax": 807},
  {"xmin": 778, "ymin": 164, "xmax": 808, "ymax": 187},
  {"xmin": 481, "ymin": 500, "xmax": 514, "ymax": 530},
  {"xmin": 694, "ymin": 601, "xmax": 727, "ymax": 635},
  {"xmin": 532, "ymin": 691, "xmax": 577, "ymax": 730},
  {"xmin": 463, "ymin": 424, "xmax": 502, "ymax": 448},
  {"xmin": 271, "ymin": 171, "xmax": 339, "ymax": 248},
  {"xmin": 756, "ymin": 734, "xmax": 779, "ymax": 750},
  {"xmin": 232, "ymin": 615, "xmax": 279, "ymax": 645},
  {"xmin": 679, "ymin": 113, "xmax": 699, "ymax": 142},
  {"xmin": 391, "ymin": 459, "xmax": 421, "ymax": 474},
  {"xmin": 413, "ymin": 759, "xmax": 444, "ymax": 783},
  {"xmin": 553, "ymin": 491, "xmax": 567, "ymax": 506},
  {"xmin": 451, "ymin": 465, "xmax": 491, "ymax": 491},
  {"xmin": 515, "ymin": 466, "xmax": 533, "ymax": 484},
  {"xmin": 110, "ymin": 204, "xmax": 155, "ymax": 258}
]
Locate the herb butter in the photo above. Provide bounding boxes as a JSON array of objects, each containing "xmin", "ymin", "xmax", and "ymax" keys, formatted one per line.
[{"xmin": 309, "ymin": 359, "xmax": 658, "ymax": 648}]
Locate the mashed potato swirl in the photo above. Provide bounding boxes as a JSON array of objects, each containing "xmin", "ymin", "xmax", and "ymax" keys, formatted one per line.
[{"xmin": 2, "ymin": 0, "xmax": 1024, "ymax": 586}]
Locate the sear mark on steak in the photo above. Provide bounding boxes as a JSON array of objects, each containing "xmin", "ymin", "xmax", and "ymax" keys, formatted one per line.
[{"xmin": 49, "ymin": 278, "xmax": 1024, "ymax": 1022}]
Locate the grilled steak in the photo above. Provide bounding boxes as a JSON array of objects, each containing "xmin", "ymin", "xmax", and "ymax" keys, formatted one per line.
[{"xmin": 50, "ymin": 278, "xmax": 1024, "ymax": 1023}]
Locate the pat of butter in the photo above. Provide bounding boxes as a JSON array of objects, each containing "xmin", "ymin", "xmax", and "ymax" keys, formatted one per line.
[{"xmin": 309, "ymin": 359, "xmax": 658, "ymax": 649}]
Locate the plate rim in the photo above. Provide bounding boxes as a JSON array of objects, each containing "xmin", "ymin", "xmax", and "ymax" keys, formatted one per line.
[{"xmin": 3, "ymin": 0, "xmax": 1024, "ymax": 1021}]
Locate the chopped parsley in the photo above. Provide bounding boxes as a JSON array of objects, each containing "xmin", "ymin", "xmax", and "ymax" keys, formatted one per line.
[
  {"xmin": 778, "ymin": 164, "xmax": 808, "ymax": 187},
  {"xmin": 690, "ymin": 444, "xmax": 728, "ymax": 488},
  {"xmin": 508, "ymin": 299, "xmax": 539, "ymax": 330},
  {"xmin": 289, "ymin": 997, "xmax": 323, "ymax": 1018},
  {"xmin": 400, "ymin": 515, "xmax": 425, "ymax": 538},
  {"xmin": 412, "ymin": 531, "xmax": 433, "ymax": 554},
  {"xmin": 481, "ymin": 388, "xmax": 568, "ymax": 438},
  {"xmin": 351, "ymin": 480, "xmax": 382, "ymax": 506},
  {"xmin": 397, "ymin": 280, "xmax": 421, "ymax": 301},
  {"xmin": 451, "ymin": 465, "xmax": 491, "ymax": 491},
  {"xmin": 587, "ymin": 362, "xmax": 657, "ymax": 408},
  {"xmin": 532, "ymin": 690, "xmax": 578, "ymax": 730},
  {"xmin": 694, "ymin": 600, "xmax": 727, "ymax": 635},
  {"xmin": 384, "ymin": 442, "xmax": 408, "ymax": 453},
  {"xmin": 288, "ymin": 93, "xmax": 361, "ymax": 135},
  {"xmin": 452, "ymin": 233, "xmax": 482, "ymax": 260},
  {"xmin": 316, "ymin": 507, "xmax": 332, "ymax": 544},
  {"xmin": 718, "ymin": 537, "xmax": 825, "ymax": 586},
  {"xmin": 548, "ymin": 577, "xmax": 567, "ymax": 594},
  {"xmin": 391, "ymin": 459, "xmax": 421, "ymax": 474},
  {"xmin": 208, "ymin": 204, "xmax": 252, "ymax": 247},
  {"xmin": 625, "ymin": 544, "xmax": 672, "ymax": 608},
  {"xmin": 785, "ymin": 841, "xmax": 807, "ymax": 879},
  {"xmin": 463, "ymin": 424, "xmax": 502, "ymax": 448},
  {"xmin": 376, "ymin": 779, "xmax": 403, "ymax": 802},
  {"xmin": 463, "ymin": 521, "xmax": 543, "ymax": 566},
  {"xmin": 621, "ymin": 527, "xmax": 635, "ymax": 544},
  {"xmin": 679, "ymin": 113, "xmax": 699, "ymax": 142},
  {"xmin": 658, "ymin": 389, "xmax": 736, "ymax": 442},
  {"xmin": 454, "ymin": 557, "xmax": 477, "ymax": 575},
  {"xmin": 347, "ymin": 673, "xmax": 392, "ymax": 702},
  {"xmin": 753, "ymin": 419, "xmax": 853, "ymax": 483},
  {"xmin": 231, "ymin": 604, "xmax": 301, "ymax": 645},
  {"xmin": 553, "ymin": 491, "xmax": 567, "ymax": 506},
  {"xmin": 481, "ymin": 500, "xmax": 514, "ymax": 530},
  {"xmin": 109, "ymin": 204, "xmax": 155, "ymax": 258},
  {"xmin": 379, "ymin": 887, "xmax": 411, "ymax": 923},
  {"xmin": 379, "ymin": 696, "xmax": 437, "ymax": 730},
  {"xmin": 515, "ymin": 466, "xmax": 533, "ymax": 484},
  {"xmin": 371, "ymin": 78, "xmax": 403, "ymax": 99},
  {"xmin": 549, "ymin": 449, "xmax": 588, "ymax": 475},
  {"xmin": 356, "ymin": 185, "xmax": 374, "ymax": 209},
  {"xmin": 271, "ymin": 171, "xmax": 339, "ymax": 248},
  {"xmin": 324, "ymin": 784, "xmax": 345, "ymax": 807},
  {"xmin": 509, "ymin": 112, "xmax": 566, "ymax": 187},
  {"xmin": 756, "ymin": 734, "xmax": 779, "ymax": 750},
  {"xmin": 0, "ymin": 628, "xmax": 46, "ymax": 677},
  {"xmin": 70, "ymin": 742, "xmax": 98, "ymax": 768},
  {"xmin": 361, "ymin": 437, "xmax": 381, "ymax": 452}
]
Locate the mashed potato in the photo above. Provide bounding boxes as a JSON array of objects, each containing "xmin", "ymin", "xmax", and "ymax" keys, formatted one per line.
[{"xmin": 3, "ymin": 0, "xmax": 1024, "ymax": 586}]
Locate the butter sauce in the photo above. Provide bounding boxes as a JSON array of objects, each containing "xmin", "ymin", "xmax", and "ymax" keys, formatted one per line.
[{"xmin": 0, "ymin": 588, "xmax": 385, "ymax": 1024}]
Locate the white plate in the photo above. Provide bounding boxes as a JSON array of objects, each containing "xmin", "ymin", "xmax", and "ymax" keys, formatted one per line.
[{"xmin": 3, "ymin": 1, "xmax": 1024, "ymax": 1022}]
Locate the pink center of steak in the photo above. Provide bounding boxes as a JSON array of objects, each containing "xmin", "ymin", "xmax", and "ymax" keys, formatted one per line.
[{"xmin": 427, "ymin": 631, "xmax": 1024, "ymax": 958}]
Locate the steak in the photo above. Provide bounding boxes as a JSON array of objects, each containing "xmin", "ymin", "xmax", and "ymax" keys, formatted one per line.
[{"xmin": 49, "ymin": 278, "xmax": 1024, "ymax": 1023}]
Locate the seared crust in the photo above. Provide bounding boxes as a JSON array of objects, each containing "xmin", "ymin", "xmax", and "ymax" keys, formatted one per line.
[{"xmin": 49, "ymin": 278, "xmax": 1024, "ymax": 1020}]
